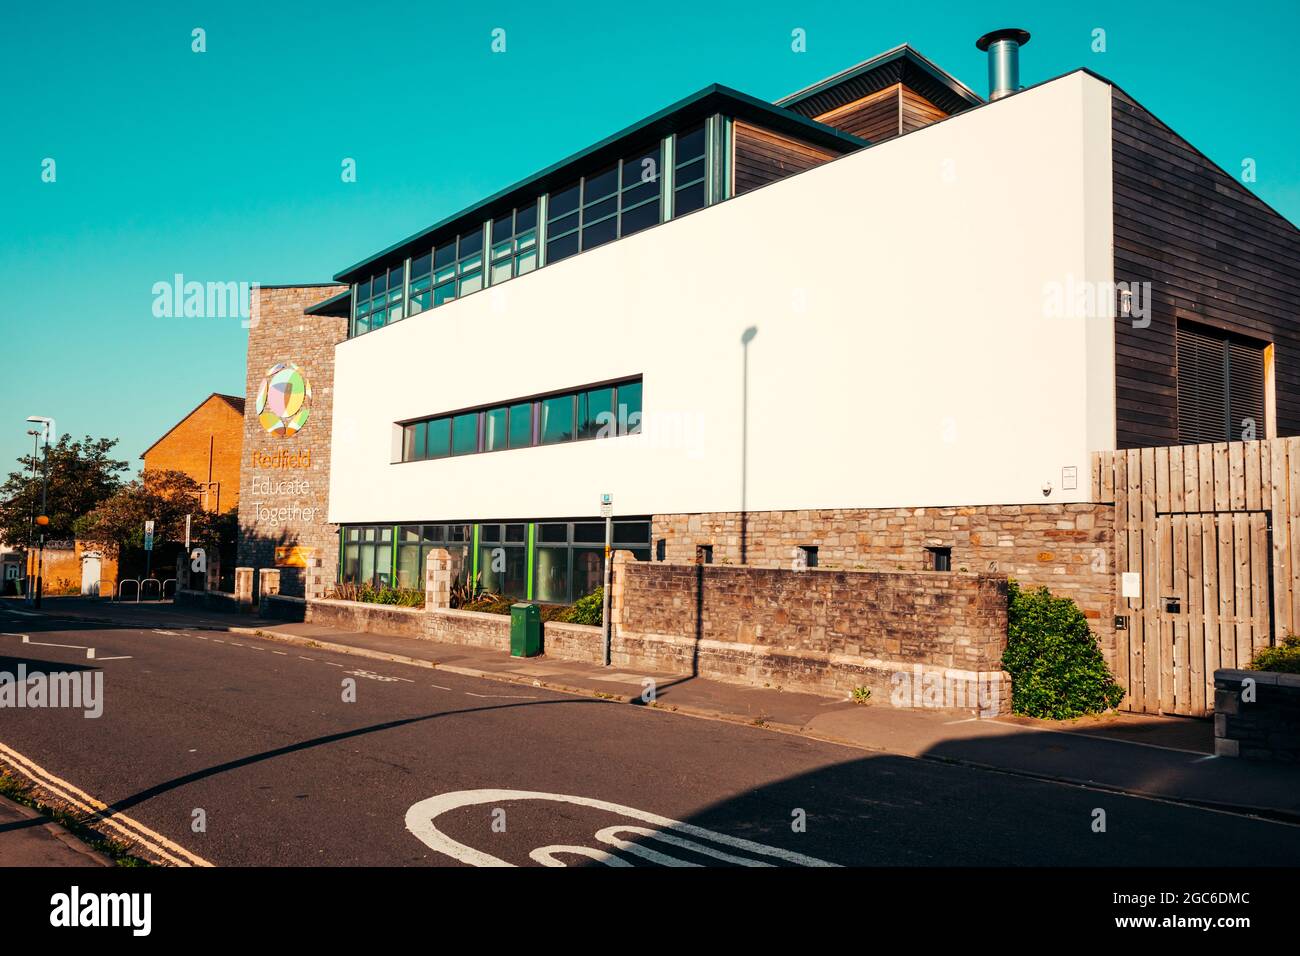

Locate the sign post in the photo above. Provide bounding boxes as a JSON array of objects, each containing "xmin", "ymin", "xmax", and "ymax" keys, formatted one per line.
[
  {"xmin": 600, "ymin": 494, "xmax": 613, "ymax": 666},
  {"xmin": 144, "ymin": 519, "xmax": 155, "ymax": 579}
]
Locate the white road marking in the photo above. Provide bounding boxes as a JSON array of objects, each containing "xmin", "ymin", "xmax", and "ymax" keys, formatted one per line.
[
  {"xmin": 430, "ymin": 684, "xmax": 453, "ymax": 691},
  {"xmin": 0, "ymin": 741, "xmax": 212, "ymax": 867},
  {"xmin": 94, "ymin": 656, "xmax": 132, "ymax": 661},
  {"xmin": 272, "ymin": 651, "xmax": 287, "ymax": 656},
  {"xmin": 3, "ymin": 609, "xmax": 39, "ymax": 617},
  {"xmin": 595, "ymin": 824, "xmax": 778, "ymax": 867},
  {"xmin": 531, "ymin": 845, "xmax": 632, "ymax": 867},
  {"xmin": 345, "ymin": 669, "xmax": 413, "ymax": 683},
  {"xmin": 20, "ymin": 635, "xmax": 87, "ymax": 650},
  {"xmin": 405, "ymin": 789, "xmax": 840, "ymax": 868},
  {"xmin": 298, "ymin": 656, "xmax": 315, "ymax": 661},
  {"xmin": 464, "ymin": 691, "xmax": 538, "ymax": 699},
  {"xmin": 152, "ymin": 630, "xmax": 181, "ymax": 636}
]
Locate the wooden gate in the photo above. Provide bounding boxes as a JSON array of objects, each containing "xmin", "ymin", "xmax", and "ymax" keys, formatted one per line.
[{"xmin": 1094, "ymin": 439, "xmax": 1298, "ymax": 716}]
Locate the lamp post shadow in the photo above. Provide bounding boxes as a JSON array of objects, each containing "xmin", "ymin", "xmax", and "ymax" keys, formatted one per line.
[{"xmin": 740, "ymin": 325, "xmax": 757, "ymax": 566}]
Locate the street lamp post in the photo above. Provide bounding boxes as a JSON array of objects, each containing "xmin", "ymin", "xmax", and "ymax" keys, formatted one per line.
[
  {"xmin": 25, "ymin": 417, "xmax": 54, "ymax": 608},
  {"xmin": 23, "ymin": 428, "xmax": 40, "ymax": 603}
]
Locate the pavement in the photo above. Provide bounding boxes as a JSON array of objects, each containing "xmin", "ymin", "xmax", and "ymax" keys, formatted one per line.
[
  {"xmin": 3, "ymin": 595, "xmax": 1300, "ymax": 867},
  {"xmin": 0, "ymin": 794, "xmax": 111, "ymax": 867}
]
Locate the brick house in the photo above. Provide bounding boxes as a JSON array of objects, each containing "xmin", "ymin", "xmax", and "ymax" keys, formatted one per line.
[{"xmin": 141, "ymin": 392, "xmax": 246, "ymax": 514}]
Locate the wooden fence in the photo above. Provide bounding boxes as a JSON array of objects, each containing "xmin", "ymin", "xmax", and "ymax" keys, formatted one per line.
[{"xmin": 1092, "ymin": 438, "xmax": 1298, "ymax": 716}]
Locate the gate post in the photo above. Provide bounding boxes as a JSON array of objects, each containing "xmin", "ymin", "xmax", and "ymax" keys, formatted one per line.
[{"xmin": 235, "ymin": 567, "xmax": 254, "ymax": 612}]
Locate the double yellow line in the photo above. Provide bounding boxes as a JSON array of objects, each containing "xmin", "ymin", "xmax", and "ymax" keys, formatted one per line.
[{"xmin": 0, "ymin": 741, "xmax": 213, "ymax": 867}]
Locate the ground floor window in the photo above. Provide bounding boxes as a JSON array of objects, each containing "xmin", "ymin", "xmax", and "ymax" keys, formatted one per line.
[
  {"xmin": 395, "ymin": 524, "xmax": 471, "ymax": 589},
  {"xmin": 339, "ymin": 518, "xmax": 650, "ymax": 603},
  {"xmin": 341, "ymin": 526, "xmax": 393, "ymax": 588}
]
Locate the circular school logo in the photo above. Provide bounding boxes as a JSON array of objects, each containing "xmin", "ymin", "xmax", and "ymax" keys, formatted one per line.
[{"xmin": 255, "ymin": 362, "xmax": 312, "ymax": 437}]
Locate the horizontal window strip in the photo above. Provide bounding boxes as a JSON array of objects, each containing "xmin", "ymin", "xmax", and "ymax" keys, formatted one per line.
[
  {"xmin": 349, "ymin": 124, "xmax": 715, "ymax": 339},
  {"xmin": 398, "ymin": 376, "xmax": 643, "ymax": 463}
]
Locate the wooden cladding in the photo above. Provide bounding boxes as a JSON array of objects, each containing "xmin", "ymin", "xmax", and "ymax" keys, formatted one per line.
[
  {"xmin": 900, "ymin": 86, "xmax": 946, "ymax": 133},
  {"xmin": 1112, "ymin": 89, "xmax": 1300, "ymax": 449},
  {"xmin": 732, "ymin": 121, "xmax": 838, "ymax": 196},
  {"xmin": 814, "ymin": 84, "xmax": 902, "ymax": 141},
  {"xmin": 810, "ymin": 82, "xmax": 950, "ymax": 143},
  {"xmin": 1092, "ymin": 439, "xmax": 1299, "ymax": 716}
]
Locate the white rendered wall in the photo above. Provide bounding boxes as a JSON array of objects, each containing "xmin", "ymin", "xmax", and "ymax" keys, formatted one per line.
[{"xmin": 329, "ymin": 71, "xmax": 1116, "ymax": 525}]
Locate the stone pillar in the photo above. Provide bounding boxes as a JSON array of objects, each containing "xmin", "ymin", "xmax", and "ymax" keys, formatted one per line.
[
  {"xmin": 258, "ymin": 568, "xmax": 280, "ymax": 615},
  {"xmin": 305, "ymin": 556, "xmax": 329, "ymax": 601},
  {"xmin": 235, "ymin": 567, "xmax": 254, "ymax": 610},
  {"xmin": 424, "ymin": 548, "xmax": 463, "ymax": 609},
  {"xmin": 259, "ymin": 568, "xmax": 280, "ymax": 597},
  {"xmin": 206, "ymin": 550, "xmax": 220, "ymax": 592},
  {"xmin": 610, "ymin": 549, "xmax": 635, "ymax": 639}
]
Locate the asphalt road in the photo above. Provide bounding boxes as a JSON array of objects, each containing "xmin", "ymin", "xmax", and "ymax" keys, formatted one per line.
[{"xmin": 2, "ymin": 604, "xmax": 1299, "ymax": 867}]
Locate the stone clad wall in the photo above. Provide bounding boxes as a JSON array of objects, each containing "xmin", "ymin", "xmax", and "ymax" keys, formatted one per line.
[
  {"xmin": 1214, "ymin": 668, "xmax": 1300, "ymax": 762},
  {"xmin": 612, "ymin": 553, "xmax": 1011, "ymax": 710},
  {"xmin": 257, "ymin": 553, "xmax": 1013, "ymax": 713},
  {"xmin": 236, "ymin": 285, "xmax": 347, "ymax": 597},
  {"xmin": 652, "ymin": 503, "xmax": 1117, "ymax": 673}
]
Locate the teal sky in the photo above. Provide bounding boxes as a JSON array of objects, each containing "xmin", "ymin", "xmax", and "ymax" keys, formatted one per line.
[{"xmin": 3, "ymin": 0, "xmax": 1299, "ymax": 475}]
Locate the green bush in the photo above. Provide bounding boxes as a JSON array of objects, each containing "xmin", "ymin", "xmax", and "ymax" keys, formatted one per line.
[
  {"xmin": 558, "ymin": 588, "xmax": 604, "ymax": 626},
  {"xmin": 459, "ymin": 592, "xmax": 571, "ymax": 621},
  {"xmin": 369, "ymin": 585, "xmax": 425, "ymax": 608},
  {"xmin": 328, "ymin": 582, "xmax": 424, "ymax": 608},
  {"xmin": 1249, "ymin": 633, "xmax": 1300, "ymax": 673},
  {"xmin": 1002, "ymin": 580, "xmax": 1124, "ymax": 719}
]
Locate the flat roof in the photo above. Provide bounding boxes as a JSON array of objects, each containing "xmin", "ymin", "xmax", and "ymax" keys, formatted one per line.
[
  {"xmin": 333, "ymin": 84, "xmax": 867, "ymax": 284},
  {"xmin": 304, "ymin": 289, "xmax": 352, "ymax": 317}
]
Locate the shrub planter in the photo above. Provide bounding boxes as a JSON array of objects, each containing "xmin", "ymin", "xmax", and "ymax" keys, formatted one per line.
[{"xmin": 1213, "ymin": 668, "xmax": 1300, "ymax": 762}]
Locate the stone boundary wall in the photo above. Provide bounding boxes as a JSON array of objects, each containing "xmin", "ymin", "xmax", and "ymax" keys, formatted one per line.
[
  {"xmin": 1213, "ymin": 668, "xmax": 1300, "ymax": 762},
  {"xmin": 652, "ymin": 503, "xmax": 1116, "ymax": 676},
  {"xmin": 256, "ymin": 550, "xmax": 1014, "ymax": 713},
  {"xmin": 262, "ymin": 591, "xmax": 604, "ymax": 664},
  {"xmin": 612, "ymin": 553, "xmax": 1010, "ymax": 710},
  {"xmin": 175, "ymin": 588, "xmax": 246, "ymax": 614}
]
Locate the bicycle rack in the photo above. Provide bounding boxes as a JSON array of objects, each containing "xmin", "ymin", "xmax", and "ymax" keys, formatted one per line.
[
  {"xmin": 140, "ymin": 579, "xmax": 163, "ymax": 602},
  {"xmin": 115, "ymin": 579, "xmax": 141, "ymax": 603}
]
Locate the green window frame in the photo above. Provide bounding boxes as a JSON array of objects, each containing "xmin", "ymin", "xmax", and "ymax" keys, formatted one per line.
[
  {"xmin": 352, "ymin": 263, "xmax": 406, "ymax": 337},
  {"xmin": 407, "ymin": 251, "xmax": 433, "ymax": 316},
  {"xmin": 432, "ymin": 225, "xmax": 486, "ymax": 308},
  {"xmin": 398, "ymin": 377, "xmax": 642, "ymax": 463},
  {"xmin": 672, "ymin": 122, "xmax": 708, "ymax": 217},
  {"xmin": 489, "ymin": 203, "xmax": 539, "ymax": 285},
  {"xmin": 544, "ymin": 145, "xmax": 663, "ymax": 266},
  {"xmin": 339, "ymin": 525, "xmax": 394, "ymax": 587}
]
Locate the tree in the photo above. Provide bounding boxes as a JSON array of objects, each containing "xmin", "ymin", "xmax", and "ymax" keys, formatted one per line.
[
  {"xmin": 75, "ymin": 470, "xmax": 223, "ymax": 558},
  {"xmin": 0, "ymin": 435, "xmax": 129, "ymax": 547}
]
